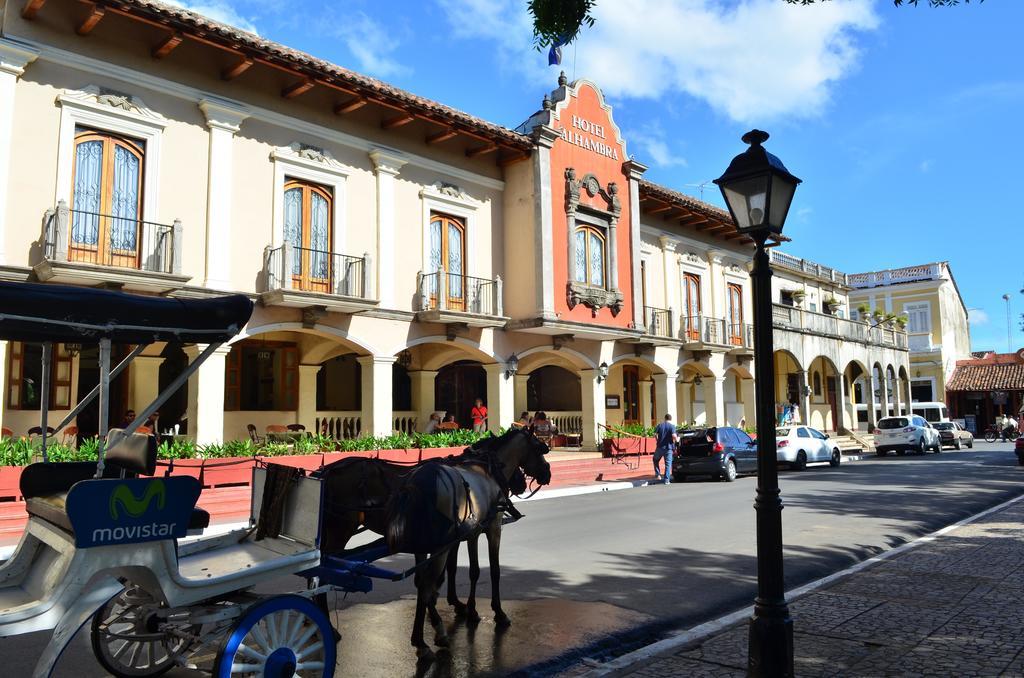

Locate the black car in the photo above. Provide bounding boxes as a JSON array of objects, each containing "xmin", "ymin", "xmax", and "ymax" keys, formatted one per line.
[{"xmin": 672, "ymin": 426, "xmax": 757, "ymax": 482}]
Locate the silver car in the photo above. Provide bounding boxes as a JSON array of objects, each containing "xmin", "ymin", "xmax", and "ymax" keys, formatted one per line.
[{"xmin": 776, "ymin": 426, "xmax": 842, "ymax": 470}]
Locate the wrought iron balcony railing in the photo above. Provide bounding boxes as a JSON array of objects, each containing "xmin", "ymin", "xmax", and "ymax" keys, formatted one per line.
[
  {"xmin": 264, "ymin": 242, "xmax": 372, "ymax": 298},
  {"xmin": 643, "ymin": 306, "xmax": 674, "ymax": 338},
  {"xmin": 417, "ymin": 269, "xmax": 503, "ymax": 317},
  {"xmin": 42, "ymin": 201, "xmax": 182, "ymax": 275}
]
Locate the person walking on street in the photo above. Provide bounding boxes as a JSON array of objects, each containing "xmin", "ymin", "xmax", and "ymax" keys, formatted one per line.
[
  {"xmin": 653, "ymin": 414, "xmax": 679, "ymax": 485},
  {"xmin": 471, "ymin": 398, "xmax": 488, "ymax": 433}
]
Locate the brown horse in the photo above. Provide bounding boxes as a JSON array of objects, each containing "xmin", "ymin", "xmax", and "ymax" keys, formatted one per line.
[
  {"xmin": 318, "ymin": 444, "xmax": 529, "ymax": 632},
  {"xmin": 386, "ymin": 427, "xmax": 551, "ymax": 658}
]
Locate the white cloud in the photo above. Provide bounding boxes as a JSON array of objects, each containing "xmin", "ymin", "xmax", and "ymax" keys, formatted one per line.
[
  {"xmin": 331, "ymin": 12, "xmax": 409, "ymax": 78},
  {"xmin": 796, "ymin": 206, "xmax": 813, "ymax": 221},
  {"xmin": 919, "ymin": 159, "xmax": 933, "ymax": 173},
  {"xmin": 969, "ymin": 309, "xmax": 989, "ymax": 325},
  {"xmin": 438, "ymin": 0, "xmax": 878, "ymax": 123},
  {"xmin": 163, "ymin": 0, "xmax": 259, "ymax": 35},
  {"xmin": 629, "ymin": 124, "xmax": 688, "ymax": 168}
]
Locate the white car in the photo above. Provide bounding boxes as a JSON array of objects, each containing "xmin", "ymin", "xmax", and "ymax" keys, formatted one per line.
[
  {"xmin": 874, "ymin": 415, "xmax": 942, "ymax": 456},
  {"xmin": 776, "ymin": 426, "xmax": 842, "ymax": 470}
]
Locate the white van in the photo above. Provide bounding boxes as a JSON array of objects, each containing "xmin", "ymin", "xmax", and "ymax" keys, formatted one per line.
[{"xmin": 911, "ymin": 402, "xmax": 949, "ymax": 423}]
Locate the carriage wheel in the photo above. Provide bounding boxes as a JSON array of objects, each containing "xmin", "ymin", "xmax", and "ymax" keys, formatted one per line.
[
  {"xmin": 213, "ymin": 595, "xmax": 336, "ymax": 678},
  {"xmin": 91, "ymin": 586, "xmax": 194, "ymax": 678}
]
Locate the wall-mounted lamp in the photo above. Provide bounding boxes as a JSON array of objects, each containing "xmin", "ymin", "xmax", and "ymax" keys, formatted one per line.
[
  {"xmin": 801, "ymin": 384, "xmax": 811, "ymax": 397},
  {"xmin": 505, "ymin": 353, "xmax": 519, "ymax": 379},
  {"xmin": 397, "ymin": 349, "xmax": 413, "ymax": 369},
  {"xmin": 693, "ymin": 375, "xmax": 703, "ymax": 387},
  {"xmin": 597, "ymin": 361, "xmax": 609, "ymax": 383}
]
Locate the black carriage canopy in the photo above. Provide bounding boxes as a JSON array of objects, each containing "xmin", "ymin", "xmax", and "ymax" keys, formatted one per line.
[{"xmin": 0, "ymin": 281, "xmax": 253, "ymax": 344}]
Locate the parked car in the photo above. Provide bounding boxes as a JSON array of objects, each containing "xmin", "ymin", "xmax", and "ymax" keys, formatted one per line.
[
  {"xmin": 932, "ymin": 421, "xmax": 974, "ymax": 450},
  {"xmin": 1015, "ymin": 437, "xmax": 1024, "ymax": 466},
  {"xmin": 776, "ymin": 426, "xmax": 842, "ymax": 470},
  {"xmin": 673, "ymin": 426, "xmax": 756, "ymax": 482},
  {"xmin": 874, "ymin": 415, "xmax": 942, "ymax": 456}
]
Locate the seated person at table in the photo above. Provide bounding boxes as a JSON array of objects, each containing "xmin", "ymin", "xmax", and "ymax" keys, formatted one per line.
[
  {"xmin": 531, "ymin": 411, "xmax": 557, "ymax": 442},
  {"xmin": 423, "ymin": 412, "xmax": 442, "ymax": 434}
]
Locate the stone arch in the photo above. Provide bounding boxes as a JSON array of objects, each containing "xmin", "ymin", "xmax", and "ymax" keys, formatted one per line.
[
  {"xmin": 515, "ymin": 345, "xmax": 596, "ymax": 372},
  {"xmin": 807, "ymin": 355, "xmax": 842, "ymax": 432},
  {"xmin": 231, "ymin": 322, "xmax": 373, "ymax": 356}
]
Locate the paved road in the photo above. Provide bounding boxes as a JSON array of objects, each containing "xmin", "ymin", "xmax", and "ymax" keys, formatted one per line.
[{"xmin": 7, "ymin": 443, "xmax": 1023, "ymax": 677}]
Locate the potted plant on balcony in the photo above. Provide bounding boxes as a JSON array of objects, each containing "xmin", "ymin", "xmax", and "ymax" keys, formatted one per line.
[
  {"xmin": 856, "ymin": 303, "xmax": 871, "ymax": 322},
  {"xmin": 871, "ymin": 309, "xmax": 886, "ymax": 325},
  {"xmin": 825, "ymin": 297, "xmax": 843, "ymax": 314},
  {"xmin": 789, "ymin": 289, "xmax": 806, "ymax": 306},
  {"xmin": 894, "ymin": 314, "xmax": 908, "ymax": 330}
]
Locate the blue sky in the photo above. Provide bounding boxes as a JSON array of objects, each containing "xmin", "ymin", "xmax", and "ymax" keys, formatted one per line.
[{"xmin": 173, "ymin": 0, "xmax": 1022, "ymax": 351}]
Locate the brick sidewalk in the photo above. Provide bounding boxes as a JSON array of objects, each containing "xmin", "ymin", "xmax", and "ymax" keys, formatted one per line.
[{"xmin": 617, "ymin": 497, "xmax": 1024, "ymax": 677}]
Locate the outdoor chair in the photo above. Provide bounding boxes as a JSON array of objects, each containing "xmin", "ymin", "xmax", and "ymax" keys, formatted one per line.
[
  {"xmin": 286, "ymin": 424, "xmax": 306, "ymax": 432},
  {"xmin": 247, "ymin": 424, "xmax": 264, "ymax": 445},
  {"xmin": 1, "ymin": 427, "xmax": 12, "ymax": 438},
  {"xmin": 27, "ymin": 426, "xmax": 56, "ymax": 437},
  {"xmin": 266, "ymin": 425, "xmax": 289, "ymax": 434}
]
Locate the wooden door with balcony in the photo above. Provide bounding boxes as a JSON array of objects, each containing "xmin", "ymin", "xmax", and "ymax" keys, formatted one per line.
[
  {"xmin": 727, "ymin": 283, "xmax": 744, "ymax": 346},
  {"xmin": 70, "ymin": 129, "xmax": 145, "ymax": 268},
  {"xmin": 683, "ymin": 273, "xmax": 701, "ymax": 341},
  {"xmin": 284, "ymin": 179, "xmax": 333, "ymax": 293},
  {"xmin": 429, "ymin": 214, "xmax": 467, "ymax": 311},
  {"xmin": 622, "ymin": 365, "xmax": 640, "ymax": 424}
]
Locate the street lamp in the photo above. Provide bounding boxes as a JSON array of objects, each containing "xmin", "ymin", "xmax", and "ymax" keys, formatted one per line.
[{"xmin": 714, "ymin": 129, "xmax": 801, "ymax": 678}]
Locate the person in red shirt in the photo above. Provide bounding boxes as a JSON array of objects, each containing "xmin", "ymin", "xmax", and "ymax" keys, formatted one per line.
[{"xmin": 471, "ymin": 398, "xmax": 488, "ymax": 433}]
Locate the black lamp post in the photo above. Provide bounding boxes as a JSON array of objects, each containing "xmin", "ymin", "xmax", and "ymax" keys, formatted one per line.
[{"xmin": 714, "ymin": 129, "xmax": 801, "ymax": 678}]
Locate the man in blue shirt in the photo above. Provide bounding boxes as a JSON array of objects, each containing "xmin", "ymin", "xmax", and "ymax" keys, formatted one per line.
[{"xmin": 653, "ymin": 414, "xmax": 679, "ymax": 485}]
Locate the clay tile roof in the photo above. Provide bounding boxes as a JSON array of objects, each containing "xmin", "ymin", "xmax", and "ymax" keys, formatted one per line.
[
  {"xmin": 99, "ymin": 0, "xmax": 532, "ymax": 150},
  {"xmin": 947, "ymin": 363, "xmax": 1024, "ymax": 392}
]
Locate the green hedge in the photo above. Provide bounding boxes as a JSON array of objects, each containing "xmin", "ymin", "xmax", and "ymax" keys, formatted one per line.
[
  {"xmin": 601, "ymin": 422, "xmax": 699, "ymax": 439},
  {"xmin": 0, "ymin": 430, "xmax": 496, "ymax": 467}
]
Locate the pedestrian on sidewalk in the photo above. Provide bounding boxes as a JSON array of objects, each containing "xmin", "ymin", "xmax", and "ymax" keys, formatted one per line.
[{"xmin": 653, "ymin": 414, "xmax": 679, "ymax": 485}]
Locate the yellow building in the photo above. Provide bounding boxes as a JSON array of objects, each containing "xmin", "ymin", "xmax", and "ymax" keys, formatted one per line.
[{"xmin": 848, "ymin": 262, "xmax": 971, "ymax": 409}]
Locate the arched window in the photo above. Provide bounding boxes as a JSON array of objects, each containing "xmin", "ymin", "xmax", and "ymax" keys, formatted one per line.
[
  {"xmin": 428, "ymin": 213, "xmax": 467, "ymax": 310},
  {"xmin": 71, "ymin": 128, "xmax": 145, "ymax": 267},
  {"xmin": 573, "ymin": 225, "xmax": 605, "ymax": 288},
  {"xmin": 284, "ymin": 179, "xmax": 333, "ymax": 292},
  {"xmin": 813, "ymin": 371, "xmax": 822, "ymax": 396}
]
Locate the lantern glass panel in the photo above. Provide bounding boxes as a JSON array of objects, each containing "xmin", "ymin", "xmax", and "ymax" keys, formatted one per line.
[
  {"xmin": 721, "ymin": 175, "xmax": 769, "ymax": 230},
  {"xmin": 768, "ymin": 175, "xmax": 798, "ymax": 230}
]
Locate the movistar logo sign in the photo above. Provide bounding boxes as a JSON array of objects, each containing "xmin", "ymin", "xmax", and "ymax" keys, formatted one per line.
[
  {"xmin": 110, "ymin": 479, "xmax": 166, "ymax": 519},
  {"xmin": 91, "ymin": 479, "xmax": 178, "ymax": 544}
]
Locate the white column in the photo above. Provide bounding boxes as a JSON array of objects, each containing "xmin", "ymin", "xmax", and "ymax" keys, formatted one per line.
[
  {"xmin": 357, "ymin": 355, "xmax": 396, "ymax": 437},
  {"xmin": 639, "ymin": 379, "xmax": 653, "ymax": 427},
  {"xmin": 580, "ymin": 368, "xmax": 606, "ymax": 451},
  {"xmin": 409, "ymin": 370, "xmax": 438, "ymax": 431},
  {"xmin": 0, "ymin": 40, "xmax": 39, "ymax": 265},
  {"xmin": 297, "ymin": 364, "xmax": 321, "ymax": 432},
  {"xmin": 186, "ymin": 344, "xmax": 230, "ymax": 445},
  {"xmin": 678, "ymin": 380, "xmax": 692, "ymax": 425},
  {"xmin": 659, "ymin": 236, "xmax": 679, "ymax": 313},
  {"xmin": 798, "ymin": 370, "xmax": 811, "ymax": 426},
  {"xmin": 531, "ymin": 126, "xmax": 559, "ymax": 319},
  {"xmin": 199, "ymin": 100, "xmax": 249, "ymax": 290},
  {"xmin": 513, "ymin": 374, "xmax": 529, "ymax": 419},
  {"xmin": 652, "ymin": 374, "xmax": 677, "ymax": 425},
  {"xmin": 130, "ymin": 355, "xmax": 165, "ymax": 413},
  {"xmin": 879, "ymin": 372, "xmax": 891, "ymax": 419},
  {"xmin": 741, "ymin": 377, "xmax": 757, "ymax": 428},
  {"xmin": 703, "ymin": 376, "xmax": 727, "ymax": 427},
  {"xmin": 624, "ymin": 160, "xmax": 648, "ymax": 330},
  {"xmin": 368, "ymin": 149, "xmax": 408, "ymax": 308},
  {"xmin": 484, "ymin": 363, "xmax": 514, "ymax": 433},
  {"xmin": 864, "ymin": 376, "xmax": 877, "ymax": 432}
]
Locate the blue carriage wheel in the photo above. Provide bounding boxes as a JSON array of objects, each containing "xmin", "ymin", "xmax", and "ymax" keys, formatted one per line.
[{"xmin": 213, "ymin": 595, "xmax": 336, "ymax": 678}]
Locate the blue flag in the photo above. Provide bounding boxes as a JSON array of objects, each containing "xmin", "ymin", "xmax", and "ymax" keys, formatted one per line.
[{"xmin": 548, "ymin": 36, "xmax": 566, "ymax": 66}]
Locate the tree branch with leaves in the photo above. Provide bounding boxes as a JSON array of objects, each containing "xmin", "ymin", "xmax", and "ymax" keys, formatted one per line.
[{"xmin": 529, "ymin": 0, "xmax": 984, "ymax": 49}]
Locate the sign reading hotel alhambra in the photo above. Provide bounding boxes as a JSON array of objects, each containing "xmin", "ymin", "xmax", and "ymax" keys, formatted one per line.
[
  {"xmin": 559, "ymin": 115, "xmax": 620, "ymax": 160},
  {"xmin": 541, "ymin": 77, "xmax": 635, "ymax": 329}
]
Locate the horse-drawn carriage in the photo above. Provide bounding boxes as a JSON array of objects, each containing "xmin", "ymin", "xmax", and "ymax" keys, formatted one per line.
[{"xmin": 0, "ymin": 281, "xmax": 550, "ymax": 677}]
